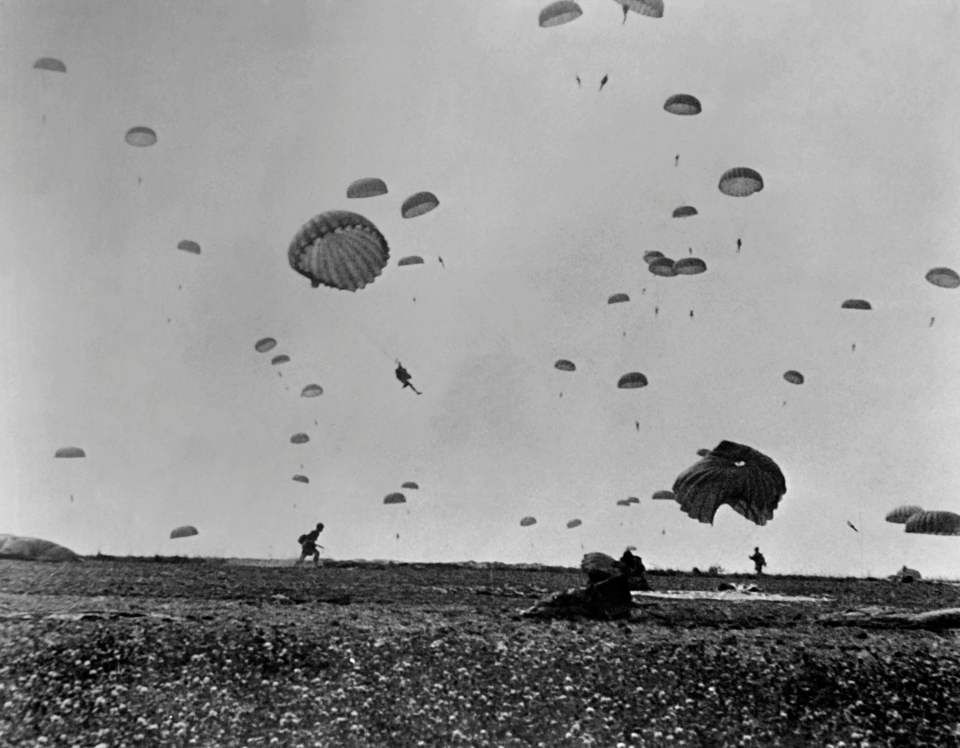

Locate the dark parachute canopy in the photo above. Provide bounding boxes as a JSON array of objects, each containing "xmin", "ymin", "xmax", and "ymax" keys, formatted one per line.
[
  {"xmin": 555, "ymin": 359, "xmax": 576, "ymax": 372},
  {"xmin": 651, "ymin": 490, "xmax": 675, "ymax": 500},
  {"xmin": 34, "ymin": 57, "xmax": 67, "ymax": 73},
  {"xmin": 292, "ymin": 475, "xmax": 310, "ymax": 484},
  {"xmin": 783, "ymin": 370, "xmax": 804, "ymax": 385},
  {"xmin": 384, "ymin": 492, "xmax": 407, "ymax": 505},
  {"xmin": 398, "ymin": 256, "xmax": 424, "ymax": 266},
  {"xmin": 841, "ymin": 299, "xmax": 872, "ymax": 310},
  {"xmin": 301, "ymin": 384, "xmax": 324, "ymax": 398},
  {"xmin": 672, "ymin": 205, "xmax": 698, "ymax": 218},
  {"xmin": 288, "ymin": 211, "xmax": 389, "ymax": 291},
  {"xmin": 520, "ymin": 516, "xmax": 537, "ymax": 527},
  {"xmin": 608, "ymin": 293, "xmax": 630, "ymax": 304},
  {"xmin": 566, "ymin": 518, "xmax": 582, "ymax": 529},
  {"xmin": 401, "ymin": 481, "xmax": 419, "ymax": 490},
  {"xmin": 664, "ymin": 94, "xmax": 701, "ymax": 116},
  {"xmin": 674, "ymin": 257, "xmax": 707, "ymax": 275},
  {"xmin": 401, "ymin": 192, "xmax": 440, "ymax": 219},
  {"xmin": 618, "ymin": 372, "xmax": 648, "ymax": 389},
  {"xmin": 615, "ymin": 0, "xmax": 664, "ymax": 20},
  {"xmin": 643, "ymin": 251, "xmax": 665, "ymax": 264},
  {"xmin": 539, "ymin": 0, "xmax": 583, "ymax": 27},
  {"xmin": 290, "ymin": 433, "xmax": 310, "ymax": 444},
  {"xmin": 170, "ymin": 525, "xmax": 198, "ymax": 539},
  {"xmin": 255, "ymin": 337, "xmax": 277, "ymax": 353},
  {"xmin": 346, "ymin": 177, "xmax": 388, "ymax": 199},
  {"xmin": 905, "ymin": 510, "xmax": 960, "ymax": 536},
  {"xmin": 55, "ymin": 446, "xmax": 85, "ymax": 458},
  {"xmin": 925, "ymin": 267, "xmax": 960, "ymax": 289},
  {"xmin": 885, "ymin": 505, "xmax": 924, "ymax": 524},
  {"xmin": 672, "ymin": 440, "xmax": 787, "ymax": 526},
  {"xmin": 177, "ymin": 240, "xmax": 201, "ymax": 255},
  {"xmin": 125, "ymin": 126, "xmax": 157, "ymax": 147},
  {"xmin": 616, "ymin": 499, "xmax": 632, "ymax": 506},
  {"xmin": 626, "ymin": 496, "xmax": 640, "ymax": 504},
  {"xmin": 271, "ymin": 354, "xmax": 291, "ymax": 365},
  {"xmin": 648, "ymin": 257, "xmax": 676, "ymax": 277},
  {"xmin": 718, "ymin": 167, "xmax": 764, "ymax": 197}
]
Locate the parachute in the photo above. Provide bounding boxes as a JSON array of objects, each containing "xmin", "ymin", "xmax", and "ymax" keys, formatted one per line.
[
  {"xmin": 301, "ymin": 384, "xmax": 324, "ymax": 398},
  {"xmin": 626, "ymin": 496, "xmax": 640, "ymax": 504},
  {"xmin": 885, "ymin": 505, "xmax": 923, "ymax": 524},
  {"xmin": 566, "ymin": 518, "xmax": 582, "ymax": 529},
  {"xmin": 651, "ymin": 490, "xmax": 675, "ymax": 500},
  {"xmin": 841, "ymin": 299, "xmax": 872, "ymax": 310},
  {"xmin": 255, "ymin": 338, "xmax": 277, "ymax": 353},
  {"xmin": 925, "ymin": 267, "xmax": 960, "ymax": 289},
  {"xmin": 401, "ymin": 481, "xmax": 419, "ymax": 490},
  {"xmin": 292, "ymin": 475, "xmax": 310, "ymax": 484},
  {"xmin": 643, "ymin": 251, "xmax": 665, "ymax": 264},
  {"xmin": 288, "ymin": 211, "xmax": 389, "ymax": 292},
  {"xmin": 290, "ymin": 433, "xmax": 310, "ymax": 444},
  {"xmin": 663, "ymin": 94, "xmax": 701, "ymax": 116},
  {"xmin": 125, "ymin": 126, "xmax": 157, "ymax": 147},
  {"xmin": 615, "ymin": 0, "xmax": 664, "ymax": 20},
  {"xmin": 904, "ymin": 510, "xmax": 960, "ymax": 536},
  {"xmin": 170, "ymin": 525, "xmax": 198, "ymax": 539},
  {"xmin": 384, "ymin": 492, "xmax": 407, "ymax": 505},
  {"xmin": 617, "ymin": 372, "xmax": 648, "ymax": 389},
  {"xmin": 0, "ymin": 534, "xmax": 79, "ymax": 562},
  {"xmin": 674, "ymin": 258, "xmax": 707, "ymax": 275},
  {"xmin": 271, "ymin": 354, "xmax": 291, "ymax": 366},
  {"xmin": 398, "ymin": 256, "xmax": 424, "ymax": 266},
  {"xmin": 55, "ymin": 446, "xmax": 85, "ymax": 458},
  {"xmin": 539, "ymin": 0, "xmax": 583, "ymax": 27},
  {"xmin": 783, "ymin": 370, "xmax": 804, "ymax": 385},
  {"xmin": 33, "ymin": 57, "xmax": 67, "ymax": 73},
  {"xmin": 401, "ymin": 192, "xmax": 440, "ymax": 219},
  {"xmin": 672, "ymin": 205, "xmax": 698, "ymax": 218},
  {"xmin": 554, "ymin": 359, "xmax": 576, "ymax": 372},
  {"xmin": 608, "ymin": 293, "xmax": 630, "ymax": 304},
  {"xmin": 177, "ymin": 240, "xmax": 201, "ymax": 255},
  {"xmin": 718, "ymin": 167, "xmax": 764, "ymax": 197},
  {"xmin": 672, "ymin": 440, "xmax": 787, "ymax": 526},
  {"xmin": 648, "ymin": 257, "xmax": 677, "ymax": 277},
  {"xmin": 616, "ymin": 499, "xmax": 632, "ymax": 506},
  {"xmin": 346, "ymin": 178, "xmax": 388, "ymax": 199},
  {"xmin": 520, "ymin": 516, "xmax": 537, "ymax": 527}
]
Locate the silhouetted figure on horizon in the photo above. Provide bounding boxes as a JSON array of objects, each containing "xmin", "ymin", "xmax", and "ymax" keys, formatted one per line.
[
  {"xmin": 749, "ymin": 547, "xmax": 766, "ymax": 575},
  {"xmin": 296, "ymin": 522, "xmax": 325, "ymax": 567}
]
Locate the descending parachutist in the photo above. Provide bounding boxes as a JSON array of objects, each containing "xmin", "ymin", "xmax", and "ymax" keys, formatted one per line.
[
  {"xmin": 412, "ymin": 297, "xmax": 416, "ymax": 303},
  {"xmin": 674, "ymin": 154, "xmax": 679, "ymax": 167},
  {"xmin": 654, "ymin": 306, "xmax": 659, "ymax": 316},
  {"xmin": 576, "ymin": 75, "xmax": 581, "ymax": 87},
  {"xmin": 599, "ymin": 74, "xmax": 608, "ymax": 91},
  {"xmin": 641, "ymin": 288, "xmax": 646, "ymax": 295},
  {"xmin": 621, "ymin": 4, "xmax": 628, "ymax": 23},
  {"xmin": 438, "ymin": 256, "xmax": 445, "ymax": 268},
  {"xmin": 930, "ymin": 316, "xmax": 935, "ymax": 327},
  {"xmin": 847, "ymin": 520, "xmax": 859, "ymax": 533},
  {"xmin": 736, "ymin": 238, "xmax": 742, "ymax": 253},
  {"xmin": 689, "ymin": 309, "xmax": 694, "ymax": 318},
  {"xmin": 851, "ymin": 343, "xmax": 856, "ymax": 352},
  {"xmin": 395, "ymin": 360, "xmax": 422, "ymax": 395},
  {"xmin": 635, "ymin": 421, "xmax": 640, "ymax": 431},
  {"xmin": 177, "ymin": 284, "xmax": 182, "ymax": 291}
]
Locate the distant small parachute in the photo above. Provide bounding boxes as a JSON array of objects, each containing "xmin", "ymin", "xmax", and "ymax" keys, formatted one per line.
[
  {"xmin": 554, "ymin": 359, "xmax": 576, "ymax": 372},
  {"xmin": 33, "ymin": 57, "xmax": 67, "ymax": 73},
  {"xmin": 566, "ymin": 519, "xmax": 582, "ymax": 529},
  {"xmin": 539, "ymin": 0, "xmax": 583, "ymax": 27},
  {"xmin": 301, "ymin": 384, "xmax": 324, "ymax": 398},
  {"xmin": 672, "ymin": 440, "xmax": 787, "ymax": 526},
  {"xmin": 643, "ymin": 251, "xmax": 665, "ymax": 265},
  {"xmin": 783, "ymin": 370, "xmax": 804, "ymax": 385},
  {"xmin": 663, "ymin": 94, "xmax": 701, "ymax": 115},
  {"xmin": 346, "ymin": 177, "xmax": 388, "ymax": 199},
  {"xmin": 292, "ymin": 475, "xmax": 310, "ymax": 484},
  {"xmin": 618, "ymin": 372, "xmax": 648, "ymax": 389},
  {"xmin": 55, "ymin": 447, "xmax": 85, "ymax": 458},
  {"xmin": 672, "ymin": 205, "xmax": 698, "ymax": 218},
  {"xmin": 290, "ymin": 433, "xmax": 310, "ymax": 444},
  {"xmin": 255, "ymin": 338, "xmax": 277, "ymax": 353},
  {"xmin": 520, "ymin": 516, "xmax": 537, "ymax": 527},
  {"xmin": 288, "ymin": 211, "xmax": 389, "ymax": 292},
  {"xmin": 177, "ymin": 240, "xmax": 201, "ymax": 255},
  {"xmin": 885, "ymin": 505, "xmax": 924, "ymax": 524},
  {"xmin": 841, "ymin": 299, "xmax": 872, "ymax": 310},
  {"xmin": 608, "ymin": 293, "xmax": 630, "ymax": 304},
  {"xmin": 384, "ymin": 492, "xmax": 406, "ymax": 505},
  {"xmin": 271, "ymin": 355, "xmax": 291, "ymax": 366},
  {"xmin": 398, "ymin": 256, "xmax": 425, "ymax": 267},
  {"xmin": 674, "ymin": 257, "xmax": 707, "ymax": 275},
  {"xmin": 718, "ymin": 167, "xmax": 763, "ymax": 197},
  {"xmin": 905, "ymin": 510, "xmax": 960, "ymax": 536},
  {"xmin": 925, "ymin": 267, "xmax": 960, "ymax": 289},
  {"xmin": 651, "ymin": 490, "xmax": 675, "ymax": 500},
  {"xmin": 616, "ymin": 499, "xmax": 632, "ymax": 506},
  {"xmin": 125, "ymin": 126, "xmax": 157, "ymax": 147},
  {"xmin": 170, "ymin": 525, "xmax": 198, "ymax": 539},
  {"xmin": 401, "ymin": 481, "xmax": 419, "ymax": 490},
  {"xmin": 401, "ymin": 192, "xmax": 440, "ymax": 219},
  {"xmin": 615, "ymin": 0, "xmax": 664, "ymax": 21},
  {"xmin": 648, "ymin": 257, "xmax": 676, "ymax": 277},
  {"xmin": 626, "ymin": 496, "xmax": 640, "ymax": 504}
]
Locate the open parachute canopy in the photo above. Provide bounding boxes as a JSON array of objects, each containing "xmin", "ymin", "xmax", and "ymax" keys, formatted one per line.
[
  {"xmin": 290, "ymin": 433, "xmax": 310, "ymax": 444},
  {"xmin": 648, "ymin": 257, "xmax": 677, "ymax": 277},
  {"xmin": 384, "ymin": 492, "xmax": 406, "ymax": 505},
  {"xmin": 841, "ymin": 299, "xmax": 872, "ymax": 310},
  {"xmin": 925, "ymin": 267, "xmax": 960, "ymax": 289},
  {"xmin": 608, "ymin": 293, "xmax": 630, "ymax": 304},
  {"xmin": 615, "ymin": 0, "xmax": 664, "ymax": 19},
  {"xmin": 672, "ymin": 205, "xmax": 698, "ymax": 218},
  {"xmin": 177, "ymin": 240, "xmax": 201, "ymax": 255},
  {"xmin": 627, "ymin": 496, "xmax": 640, "ymax": 504},
  {"xmin": 170, "ymin": 525, "xmax": 198, "ymax": 540},
  {"xmin": 566, "ymin": 518, "xmax": 582, "ymax": 529},
  {"xmin": 292, "ymin": 475, "xmax": 310, "ymax": 484},
  {"xmin": 401, "ymin": 481, "xmax": 419, "ymax": 490},
  {"xmin": 346, "ymin": 177, "xmax": 388, "ymax": 199},
  {"xmin": 125, "ymin": 126, "xmax": 157, "ymax": 147},
  {"xmin": 904, "ymin": 510, "xmax": 960, "ymax": 536},
  {"xmin": 288, "ymin": 211, "xmax": 389, "ymax": 291},
  {"xmin": 674, "ymin": 257, "xmax": 707, "ymax": 275},
  {"xmin": 652, "ymin": 490, "xmax": 675, "ymax": 501},
  {"xmin": 301, "ymin": 384, "xmax": 323, "ymax": 398},
  {"xmin": 520, "ymin": 516, "xmax": 537, "ymax": 527},
  {"xmin": 618, "ymin": 372, "xmax": 648, "ymax": 389},
  {"xmin": 401, "ymin": 191, "xmax": 439, "ymax": 219},
  {"xmin": 34, "ymin": 57, "xmax": 67, "ymax": 73},
  {"xmin": 643, "ymin": 251, "xmax": 665, "ymax": 264},
  {"xmin": 885, "ymin": 505, "xmax": 924, "ymax": 524},
  {"xmin": 718, "ymin": 167, "xmax": 763, "ymax": 197},
  {"xmin": 664, "ymin": 94, "xmax": 701, "ymax": 115},
  {"xmin": 398, "ymin": 256, "xmax": 424, "ymax": 267},
  {"xmin": 55, "ymin": 446, "xmax": 85, "ymax": 458},
  {"xmin": 271, "ymin": 354, "xmax": 291, "ymax": 366},
  {"xmin": 539, "ymin": 0, "xmax": 583, "ymax": 27},
  {"xmin": 0, "ymin": 534, "xmax": 79, "ymax": 562},
  {"xmin": 672, "ymin": 440, "xmax": 787, "ymax": 526},
  {"xmin": 616, "ymin": 499, "xmax": 632, "ymax": 507},
  {"xmin": 255, "ymin": 337, "xmax": 277, "ymax": 353},
  {"xmin": 554, "ymin": 359, "xmax": 576, "ymax": 372},
  {"xmin": 783, "ymin": 370, "xmax": 805, "ymax": 385}
]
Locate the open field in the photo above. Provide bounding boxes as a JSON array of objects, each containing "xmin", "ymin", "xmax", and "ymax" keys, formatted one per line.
[{"xmin": 1, "ymin": 558, "xmax": 959, "ymax": 747}]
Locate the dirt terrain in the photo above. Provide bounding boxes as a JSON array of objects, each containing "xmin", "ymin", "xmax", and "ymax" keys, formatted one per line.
[{"xmin": 1, "ymin": 558, "xmax": 958, "ymax": 747}]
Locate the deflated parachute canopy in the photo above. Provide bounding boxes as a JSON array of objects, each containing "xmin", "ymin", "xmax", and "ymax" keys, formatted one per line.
[
  {"xmin": 783, "ymin": 370, "xmax": 804, "ymax": 385},
  {"xmin": 539, "ymin": 0, "xmax": 583, "ymax": 27},
  {"xmin": 34, "ymin": 57, "xmax": 67, "ymax": 73},
  {"xmin": 885, "ymin": 505, "xmax": 924, "ymax": 524},
  {"xmin": 301, "ymin": 384, "xmax": 324, "ymax": 398},
  {"xmin": 384, "ymin": 492, "xmax": 406, "ymax": 505},
  {"xmin": 841, "ymin": 299, "xmax": 872, "ymax": 310},
  {"xmin": 55, "ymin": 446, "xmax": 85, "ymax": 458},
  {"xmin": 554, "ymin": 359, "xmax": 576, "ymax": 372},
  {"xmin": 904, "ymin": 510, "xmax": 960, "ymax": 536},
  {"xmin": 170, "ymin": 525, "xmax": 198, "ymax": 539},
  {"xmin": 177, "ymin": 240, "xmax": 201, "ymax": 255},
  {"xmin": 664, "ymin": 94, "xmax": 701, "ymax": 115},
  {"xmin": 346, "ymin": 177, "xmax": 388, "ymax": 199},
  {"xmin": 401, "ymin": 192, "xmax": 439, "ymax": 219},
  {"xmin": 718, "ymin": 167, "xmax": 763, "ymax": 197},
  {"xmin": 925, "ymin": 267, "xmax": 960, "ymax": 289},
  {"xmin": 672, "ymin": 440, "xmax": 787, "ymax": 526},
  {"xmin": 520, "ymin": 516, "xmax": 537, "ymax": 527},
  {"xmin": 566, "ymin": 518, "xmax": 582, "ymax": 529},
  {"xmin": 608, "ymin": 293, "xmax": 630, "ymax": 304},
  {"xmin": 125, "ymin": 126, "xmax": 157, "ymax": 147},
  {"xmin": 674, "ymin": 258, "xmax": 706, "ymax": 275},
  {"xmin": 255, "ymin": 338, "xmax": 277, "ymax": 353},
  {"xmin": 290, "ymin": 433, "xmax": 310, "ymax": 444},
  {"xmin": 617, "ymin": 372, "xmax": 648, "ymax": 389},
  {"xmin": 288, "ymin": 211, "xmax": 389, "ymax": 292}
]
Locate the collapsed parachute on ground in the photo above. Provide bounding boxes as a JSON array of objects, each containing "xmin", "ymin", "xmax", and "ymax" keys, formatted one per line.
[
  {"xmin": 925, "ymin": 267, "xmax": 960, "ymax": 289},
  {"xmin": 783, "ymin": 370, "xmax": 804, "ymax": 385},
  {"xmin": 520, "ymin": 516, "xmax": 537, "ymax": 527},
  {"xmin": 55, "ymin": 446, "xmax": 85, "ymax": 458},
  {"xmin": 718, "ymin": 167, "xmax": 763, "ymax": 197},
  {"xmin": 34, "ymin": 57, "xmax": 67, "ymax": 73},
  {"xmin": 125, "ymin": 126, "xmax": 157, "ymax": 147},
  {"xmin": 672, "ymin": 440, "xmax": 787, "ymax": 526},
  {"xmin": 648, "ymin": 257, "xmax": 676, "ymax": 277},
  {"xmin": 288, "ymin": 211, "xmax": 389, "ymax": 292},
  {"xmin": 615, "ymin": 0, "xmax": 664, "ymax": 20},
  {"xmin": 904, "ymin": 510, "xmax": 960, "ymax": 536},
  {"xmin": 401, "ymin": 481, "xmax": 419, "ymax": 490},
  {"xmin": 539, "ymin": 0, "xmax": 583, "ymax": 27},
  {"xmin": 290, "ymin": 433, "xmax": 310, "ymax": 444},
  {"xmin": 652, "ymin": 490, "xmax": 675, "ymax": 500},
  {"xmin": 618, "ymin": 372, "xmax": 648, "ymax": 389},
  {"xmin": 841, "ymin": 299, "xmax": 872, "ymax": 310},
  {"xmin": 170, "ymin": 525, "xmax": 198, "ymax": 539},
  {"xmin": 177, "ymin": 240, "xmax": 201, "ymax": 255},
  {"xmin": 566, "ymin": 519, "xmax": 582, "ymax": 529},
  {"xmin": 292, "ymin": 475, "xmax": 310, "ymax": 484},
  {"xmin": 0, "ymin": 534, "xmax": 79, "ymax": 562},
  {"xmin": 271, "ymin": 355, "xmax": 291, "ymax": 366},
  {"xmin": 608, "ymin": 293, "xmax": 630, "ymax": 304},
  {"xmin": 672, "ymin": 205, "xmax": 698, "ymax": 218},
  {"xmin": 346, "ymin": 178, "xmax": 388, "ymax": 199},
  {"xmin": 255, "ymin": 338, "xmax": 277, "ymax": 353},
  {"xmin": 885, "ymin": 505, "xmax": 923, "ymax": 524},
  {"xmin": 664, "ymin": 94, "xmax": 701, "ymax": 115},
  {"xmin": 401, "ymin": 192, "xmax": 439, "ymax": 219},
  {"xmin": 674, "ymin": 257, "xmax": 706, "ymax": 275},
  {"xmin": 555, "ymin": 359, "xmax": 576, "ymax": 372},
  {"xmin": 301, "ymin": 384, "xmax": 323, "ymax": 398},
  {"xmin": 384, "ymin": 492, "xmax": 406, "ymax": 505},
  {"xmin": 398, "ymin": 256, "xmax": 424, "ymax": 266}
]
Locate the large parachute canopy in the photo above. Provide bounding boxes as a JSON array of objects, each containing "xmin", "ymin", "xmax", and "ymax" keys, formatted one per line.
[
  {"xmin": 346, "ymin": 177, "xmax": 388, "ymax": 199},
  {"xmin": 255, "ymin": 337, "xmax": 277, "ymax": 353},
  {"xmin": 290, "ymin": 433, "xmax": 310, "ymax": 444},
  {"xmin": 783, "ymin": 370, "xmax": 805, "ymax": 385},
  {"xmin": 608, "ymin": 293, "xmax": 630, "ymax": 304},
  {"xmin": 401, "ymin": 481, "xmax": 419, "ymax": 490},
  {"xmin": 34, "ymin": 57, "xmax": 67, "ymax": 73},
  {"xmin": 539, "ymin": 1, "xmax": 583, "ymax": 27},
  {"xmin": 618, "ymin": 372, "xmax": 648, "ymax": 389},
  {"xmin": 520, "ymin": 516, "xmax": 537, "ymax": 527},
  {"xmin": 672, "ymin": 205, "xmax": 698, "ymax": 218},
  {"xmin": 904, "ymin": 510, "xmax": 960, "ymax": 536},
  {"xmin": 648, "ymin": 257, "xmax": 677, "ymax": 277},
  {"xmin": 925, "ymin": 267, "xmax": 960, "ymax": 289},
  {"xmin": 170, "ymin": 525, "xmax": 198, "ymax": 539},
  {"xmin": 651, "ymin": 490, "xmax": 675, "ymax": 500},
  {"xmin": 841, "ymin": 299, "xmax": 872, "ymax": 310},
  {"xmin": 288, "ymin": 211, "xmax": 389, "ymax": 291},
  {"xmin": 301, "ymin": 384, "xmax": 324, "ymax": 398},
  {"xmin": 398, "ymin": 256, "xmax": 424, "ymax": 267},
  {"xmin": 384, "ymin": 492, "xmax": 407, "ymax": 505},
  {"xmin": 643, "ymin": 251, "xmax": 665, "ymax": 265},
  {"xmin": 885, "ymin": 505, "xmax": 924, "ymax": 524},
  {"xmin": 663, "ymin": 94, "xmax": 701, "ymax": 115},
  {"xmin": 674, "ymin": 257, "xmax": 707, "ymax": 275},
  {"xmin": 55, "ymin": 446, "xmax": 85, "ymax": 458},
  {"xmin": 271, "ymin": 354, "xmax": 291, "ymax": 366},
  {"xmin": 0, "ymin": 534, "xmax": 79, "ymax": 562},
  {"xmin": 554, "ymin": 359, "xmax": 576, "ymax": 372},
  {"xmin": 177, "ymin": 240, "xmax": 201, "ymax": 255},
  {"xmin": 718, "ymin": 167, "xmax": 763, "ymax": 197},
  {"xmin": 615, "ymin": 0, "xmax": 664, "ymax": 20},
  {"xmin": 401, "ymin": 192, "xmax": 439, "ymax": 219},
  {"xmin": 566, "ymin": 519, "xmax": 582, "ymax": 529},
  {"xmin": 125, "ymin": 126, "xmax": 157, "ymax": 147},
  {"xmin": 672, "ymin": 440, "xmax": 787, "ymax": 526}
]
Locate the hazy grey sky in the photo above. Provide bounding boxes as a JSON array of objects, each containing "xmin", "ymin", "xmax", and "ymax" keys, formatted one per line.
[{"xmin": 2, "ymin": 0, "xmax": 959, "ymax": 576}]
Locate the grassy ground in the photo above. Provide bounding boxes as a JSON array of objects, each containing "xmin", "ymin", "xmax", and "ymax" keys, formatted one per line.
[{"xmin": 1, "ymin": 558, "xmax": 959, "ymax": 747}]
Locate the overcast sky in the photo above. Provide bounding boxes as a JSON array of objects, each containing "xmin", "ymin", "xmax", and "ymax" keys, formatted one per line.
[{"xmin": 2, "ymin": 0, "xmax": 959, "ymax": 577}]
